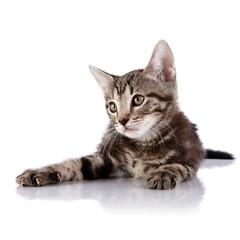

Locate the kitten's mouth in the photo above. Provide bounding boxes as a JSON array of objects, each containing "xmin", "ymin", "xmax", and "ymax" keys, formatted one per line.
[
  {"xmin": 120, "ymin": 124, "xmax": 145, "ymax": 138},
  {"xmin": 124, "ymin": 123, "xmax": 142, "ymax": 131},
  {"xmin": 124, "ymin": 126, "xmax": 139, "ymax": 132}
]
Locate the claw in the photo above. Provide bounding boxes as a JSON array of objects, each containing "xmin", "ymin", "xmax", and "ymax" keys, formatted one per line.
[
  {"xmin": 56, "ymin": 172, "xmax": 61, "ymax": 181},
  {"xmin": 35, "ymin": 177, "xmax": 42, "ymax": 186},
  {"xmin": 152, "ymin": 180, "xmax": 158, "ymax": 189}
]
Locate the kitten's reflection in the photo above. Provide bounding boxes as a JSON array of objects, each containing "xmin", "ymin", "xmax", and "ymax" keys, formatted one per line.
[{"xmin": 16, "ymin": 176, "xmax": 204, "ymax": 211}]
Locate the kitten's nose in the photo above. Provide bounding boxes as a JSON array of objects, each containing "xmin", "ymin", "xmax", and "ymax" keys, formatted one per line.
[{"xmin": 118, "ymin": 118, "xmax": 129, "ymax": 126}]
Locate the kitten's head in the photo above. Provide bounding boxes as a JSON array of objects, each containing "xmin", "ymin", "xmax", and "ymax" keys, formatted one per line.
[{"xmin": 89, "ymin": 40, "xmax": 178, "ymax": 140}]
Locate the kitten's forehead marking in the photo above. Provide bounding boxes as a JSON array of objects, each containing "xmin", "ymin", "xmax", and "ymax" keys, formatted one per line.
[
  {"xmin": 114, "ymin": 84, "xmax": 132, "ymax": 114},
  {"xmin": 114, "ymin": 70, "xmax": 143, "ymax": 97},
  {"xmin": 115, "ymin": 80, "xmax": 127, "ymax": 96}
]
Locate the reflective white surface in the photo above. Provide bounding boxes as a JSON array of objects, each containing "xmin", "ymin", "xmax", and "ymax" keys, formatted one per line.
[{"xmin": 16, "ymin": 175, "xmax": 204, "ymax": 211}]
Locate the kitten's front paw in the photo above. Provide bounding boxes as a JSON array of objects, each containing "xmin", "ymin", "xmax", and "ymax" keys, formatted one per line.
[
  {"xmin": 147, "ymin": 170, "xmax": 178, "ymax": 190},
  {"xmin": 16, "ymin": 169, "xmax": 61, "ymax": 187}
]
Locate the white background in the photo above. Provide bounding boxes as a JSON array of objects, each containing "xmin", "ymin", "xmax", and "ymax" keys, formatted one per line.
[{"xmin": 0, "ymin": 0, "xmax": 239, "ymax": 240}]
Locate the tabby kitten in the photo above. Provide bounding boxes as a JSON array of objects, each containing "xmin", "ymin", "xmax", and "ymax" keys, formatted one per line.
[{"xmin": 16, "ymin": 40, "xmax": 233, "ymax": 190}]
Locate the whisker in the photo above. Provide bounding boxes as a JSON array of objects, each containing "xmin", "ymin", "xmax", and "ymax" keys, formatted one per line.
[{"xmin": 100, "ymin": 127, "xmax": 117, "ymax": 154}]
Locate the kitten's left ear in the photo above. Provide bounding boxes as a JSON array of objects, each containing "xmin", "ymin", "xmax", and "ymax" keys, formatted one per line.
[
  {"xmin": 144, "ymin": 40, "xmax": 176, "ymax": 83},
  {"xmin": 89, "ymin": 65, "xmax": 114, "ymax": 96}
]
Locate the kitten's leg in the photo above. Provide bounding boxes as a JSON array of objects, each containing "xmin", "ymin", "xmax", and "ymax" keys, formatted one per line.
[
  {"xmin": 16, "ymin": 153, "xmax": 115, "ymax": 187},
  {"xmin": 145, "ymin": 164, "xmax": 196, "ymax": 190}
]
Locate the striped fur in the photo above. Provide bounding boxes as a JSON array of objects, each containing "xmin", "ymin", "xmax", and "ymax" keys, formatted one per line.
[{"xmin": 16, "ymin": 40, "xmax": 230, "ymax": 190}]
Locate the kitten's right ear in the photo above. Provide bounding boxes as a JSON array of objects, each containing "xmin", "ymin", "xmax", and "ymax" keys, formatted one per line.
[
  {"xmin": 89, "ymin": 65, "xmax": 114, "ymax": 96},
  {"xmin": 144, "ymin": 40, "xmax": 176, "ymax": 84}
]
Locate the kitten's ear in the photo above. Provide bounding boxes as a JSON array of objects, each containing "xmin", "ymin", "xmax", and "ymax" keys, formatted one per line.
[
  {"xmin": 144, "ymin": 40, "xmax": 176, "ymax": 83},
  {"xmin": 89, "ymin": 65, "xmax": 114, "ymax": 96}
]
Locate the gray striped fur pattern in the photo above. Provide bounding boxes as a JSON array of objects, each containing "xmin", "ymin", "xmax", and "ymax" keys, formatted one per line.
[{"xmin": 17, "ymin": 40, "xmax": 205, "ymax": 190}]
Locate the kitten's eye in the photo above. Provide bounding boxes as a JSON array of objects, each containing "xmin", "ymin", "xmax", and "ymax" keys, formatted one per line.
[
  {"xmin": 132, "ymin": 95, "xmax": 145, "ymax": 106},
  {"xmin": 109, "ymin": 102, "xmax": 117, "ymax": 113}
]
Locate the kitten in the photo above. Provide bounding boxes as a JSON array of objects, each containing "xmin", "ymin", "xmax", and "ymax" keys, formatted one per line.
[{"xmin": 16, "ymin": 40, "xmax": 233, "ymax": 190}]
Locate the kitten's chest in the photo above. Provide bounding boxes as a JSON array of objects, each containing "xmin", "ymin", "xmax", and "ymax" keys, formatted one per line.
[
  {"xmin": 128, "ymin": 139, "xmax": 167, "ymax": 161},
  {"xmin": 121, "ymin": 143, "xmax": 169, "ymax": 179},
  {"xmin": 114, "ymin": 148, "xmax": 169, "ymax": 178}
]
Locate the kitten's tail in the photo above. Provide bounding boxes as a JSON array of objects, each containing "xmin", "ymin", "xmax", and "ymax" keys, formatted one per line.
[{"xmin": 205, "ymin": 149, "xmax": 235, "ymax": 159}]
